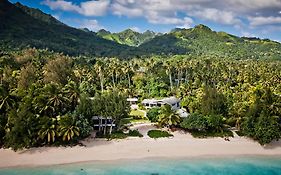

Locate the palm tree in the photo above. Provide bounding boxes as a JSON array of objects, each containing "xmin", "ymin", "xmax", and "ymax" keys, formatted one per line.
[
  {"xmin": 121, "ymin": 62, "xmax": 132, "ymax": 88},
  {"xmin": 46, "ymin": 84, "xmax": 69, "ymax": 115},
  {"xmin": 58, "ymin": 114, "xmax": 80, "ymax": 141},
  {"xmin": 64, "ymin": 81, "xmax": 80, "ymax": 110},
  {"xmin": 0, "ymin": 87, "xmax": 16, "ymax": 112},
  {"xmin": 34, "ymin": 83, "xmax": 69, "ymax": 117},
  {"xmin": 38, "ymin": 117, "xmax": 57, "ymax": 143},
  {"xmin": 94, "ymin": 59, "xmax": 105, "ymax": 92},
  {"xmin": 164, "ymin": 60, "xmax": 174, "ymax": 90},
  {"xmin": 158, "ymin": 104, "xmax": 181, "ymax": 128}
]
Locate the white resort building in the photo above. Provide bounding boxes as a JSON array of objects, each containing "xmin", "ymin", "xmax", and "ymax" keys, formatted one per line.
[
  {"xmin": 142, "ymin": 97, "xmax": 189, "ymax": 118},
  {"xmin": 142, "ymin": 97, "xmax": 180, "ymax": 110}
]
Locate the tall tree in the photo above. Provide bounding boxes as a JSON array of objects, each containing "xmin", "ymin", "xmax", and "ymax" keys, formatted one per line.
[
  {"xmin": 43, "ymin": 55, "xmax": 73, "ymax": 85},
  {"xmin": 158, "ymin": 104, "xmax": 181, "ymax": 128}
]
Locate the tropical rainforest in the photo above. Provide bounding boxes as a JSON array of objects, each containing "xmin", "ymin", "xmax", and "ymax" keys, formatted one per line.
[{"xmin": 0, "ymin": 0, "xmax": 280, "ymax": 150}]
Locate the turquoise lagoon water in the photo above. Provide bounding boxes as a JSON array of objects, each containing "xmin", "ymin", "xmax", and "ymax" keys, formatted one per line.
[{"xmin": 1, "ymin": 157, "xmax": 281, "ymax": 175}]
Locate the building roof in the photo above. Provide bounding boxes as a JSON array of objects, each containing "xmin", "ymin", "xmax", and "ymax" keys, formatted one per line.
[
  {"xmin": 159, "ymin": 97, "xmax": 180, "ymax": 105},
  {"xmin": 142, "ymin": 96, "xmax": 180, "ymax": 105},
  {"xmin": 142, "ymin": 99, "xmax": 158, "ymax": 104},
  {"xmin": 127, "ymin": 98, "xmax": 138, "ymax": 102},
  {"xmin": 177, "ymin": 109, "xmax": 189, "ymax": 118},
  {"xmin": 92, "ymin": 116, "xmax": 113, "ymax": 120}
]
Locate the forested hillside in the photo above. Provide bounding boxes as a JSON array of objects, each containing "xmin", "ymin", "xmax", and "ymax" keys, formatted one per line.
[
  {"xmin": 0, "ymin": 0, "xmax": 280, "ymax": 59},
  {"xmin": 138, "ymin": 25, "xmax": 281, "ymax": 59},
  {"xmin": 0, "ymin": 0, "xmax": 129, "ymax": 57}
]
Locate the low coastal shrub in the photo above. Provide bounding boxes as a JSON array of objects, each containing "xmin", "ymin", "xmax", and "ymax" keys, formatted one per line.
[
  {"xmin": 97, "ymin": 130, "xmax": 143, "ymax": 140},
  {"xmin": 108, "ymin": 131, "xmax": 128, "ymax": 140},
  {"xmin": 96, "ymin": 131, "xmax": 127, "ymax": 140},
  {"xmin": 147, "ymin": 107, "xmax": 160, "ymax": 122},
  {"xmin": 120, "ymin": 118, "xmax": 132, "ymax": 126},
  {"xmin": 235, "ymin": 130, "xmax": 245, "ymax": 137},
  {"xmin": 128, "ymin": 129, "xmax": 143, "ymax": 137},
  {"xmin": 190, "ymin": 129, "xmax": 233, "ymax": 138},
  {"xmin": 147, "ymin": 130, "xmax": 173, "ymax": 138}
]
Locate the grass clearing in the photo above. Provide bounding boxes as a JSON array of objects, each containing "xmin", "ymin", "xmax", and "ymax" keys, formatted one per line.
[{"xmin": 130, "ymin": 110, "xmax": 146, "ymax": 118}]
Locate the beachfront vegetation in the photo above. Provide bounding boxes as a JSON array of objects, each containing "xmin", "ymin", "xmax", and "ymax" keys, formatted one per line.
[
  {"xmin": 180, "ymin": 113, "xmax": 233, "ymax": 138},
  {"xmin": 0, "ymin": 47, "xmax": 280, "ymax": 149},
  {"xmin": 147, "ymin": 107, "xmax": 160, "ymax": 122},
  {"xmin": 158, "ymin": 105, "xmax": 182, "ymax": 128},
  {"xmin": 190, "ymin": 129, "xmax": 234, "ymax": 138},
  {"xmin": 147, "ymin": 130, "xmax": 173, "ymax": 138},
  {"xmin": 128, "ymin": 130, "xmax": 143, "ymax": 137},
  {"xmin": 97, "ymin": 130, "xmax": 143, "ymax": 140}
]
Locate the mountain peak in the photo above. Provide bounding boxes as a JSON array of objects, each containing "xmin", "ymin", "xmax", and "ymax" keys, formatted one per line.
[
  {"xmin": 194, "ymin": 24, "xmax": 212, "ymax": 31},
  {"xmin": 143, "ymin": 30, "xmax": 156, "ymax": 35},
  {"xmin": 170, "ymin": 28, "xmax": 188, "ymax": 33},
  {"xmin": 121, "ymin": 29, "xmax": 140, "ymax": 34},
  {"xmin": 14, "ymin": 1, "xmax": 64, "ymax": 26},
  {"xmin": 97, "ymin": 29, "xmax": 111, "ymax": 35}
]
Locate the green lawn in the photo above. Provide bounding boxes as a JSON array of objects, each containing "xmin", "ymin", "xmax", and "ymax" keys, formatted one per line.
[
  {"xmin": 126, "ymin": 110, "xmax": 149, "ymax": 123},
  {"xmin": 130, "ymin": 110, "xmax": 146, "ymax": 118}
]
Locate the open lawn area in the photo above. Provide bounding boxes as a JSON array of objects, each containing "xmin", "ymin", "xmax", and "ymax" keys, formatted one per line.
[{"xmin": 129, "ymin": 110, "xmax": 146, "ymax": 118}]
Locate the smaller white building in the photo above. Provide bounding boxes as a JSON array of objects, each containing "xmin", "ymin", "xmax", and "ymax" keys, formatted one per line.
[
  {"xmin": 127, "ymin": 98, "xmax": 138, "ymax": 109},
  {"xmin": 92, "ymin": 116, "xmax": 116, "ymax": 131}
]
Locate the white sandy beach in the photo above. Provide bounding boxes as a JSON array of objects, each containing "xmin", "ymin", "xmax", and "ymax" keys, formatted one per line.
[{"xmin": 0, "ymin": 123, "xmax": 280, "ymax": 168}]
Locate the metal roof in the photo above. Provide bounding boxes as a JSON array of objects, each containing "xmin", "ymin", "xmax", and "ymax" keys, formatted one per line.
[
  {"xmin": 142, "ymin": 96, "xmax": 180, "ymax": 105},
  {"xmin": 127, "ymin": 98, "xmax": 138, "ymax": 102},
  {"xmin": 159, "ymin": 97, "xmax": 180, "ymax": 105}
]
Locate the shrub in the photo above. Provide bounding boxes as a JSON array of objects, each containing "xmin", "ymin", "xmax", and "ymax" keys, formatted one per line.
[
  {"xmin": 138, "ymin": 103, "xmax": 146, "ymax": 110},
  {"xmin": 225, "ymin": 117, "xmax": 237, "ymax": 127},
  {"xmin": 207, "ymin": 114, "xmax": 224, "ymax": 132},
  {"xmin": 180, "ymin": 113, "xmax": 208, "ymax": 131},
  {"xmin": 147, "ymin": 130, "xmax": 173, "ymax": 138},
  {"xmin": 108, "ymin": 131, "xmax": 128, "ymax": 140},
  {"xmin": 119, "ymin": 118, "xmax": 132, "ymax": 126},
  {"xmin": 190, "ymin": 129, "xmax": 233, "ymax": 138},
  {"xmin": 128, "ymin": 129, "xmax": 143, "ymax": 137},
  {"xmin": 96, "ymin": 131, "xmax": 128, "ymax": 140},
  {"xmin": 132, "ymin": 115, "xmax": 143, "ymax": 120},
  {"xmin": 235, "ymin": 130, "xmax": 245, "ymax": 137},
  {"xmin": 147, "ymin": 107, "xmax": 160, "ymax": 122}
]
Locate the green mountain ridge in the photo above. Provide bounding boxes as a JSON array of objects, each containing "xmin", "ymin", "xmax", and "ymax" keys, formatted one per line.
[
  {"xmin": 137, "ymin": 24, "xmax": 281, "ymax": 59},
  {"xmin": 0, "ymin": 0, "xmax": 280, "ymax": 59},
  {"xmin": 97, "ymin": 29, "xmax": 159, "ymax": 47},
  {"xmin": 0, "ymin": 0, "xmax": 130, "ymax": 57},
  {"xmin": 14, "ymin": 2, "xmax": 64, "ymax": 26}
]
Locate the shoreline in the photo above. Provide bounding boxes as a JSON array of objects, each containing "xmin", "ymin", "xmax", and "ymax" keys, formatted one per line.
[
  {"xmin": 0, "ymin": 130, "xmax": 281, "ymax": 169},
  {"xmin": 2, "ymin": 154, "xmax": 281, "ymax": 169}
]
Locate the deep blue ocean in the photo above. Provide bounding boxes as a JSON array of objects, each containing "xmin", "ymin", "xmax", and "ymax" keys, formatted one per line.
[{"xmin": 0, "ymin": 156, "xmax": 281, "ymax": 175}]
